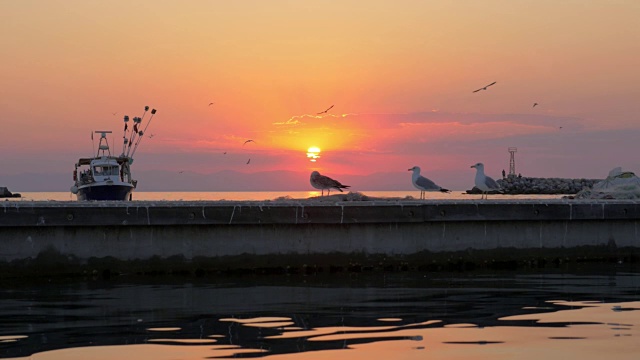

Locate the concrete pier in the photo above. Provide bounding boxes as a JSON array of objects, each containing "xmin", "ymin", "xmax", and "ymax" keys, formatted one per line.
[{"xmin": 1, "ymin": 199, "xmax": 639, "ymax": 276}]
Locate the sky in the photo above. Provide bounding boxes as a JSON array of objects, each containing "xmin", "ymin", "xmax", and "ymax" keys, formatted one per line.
[{"xmin": 1, "ymin": 0, "xmax": 640, "ymax": 191}]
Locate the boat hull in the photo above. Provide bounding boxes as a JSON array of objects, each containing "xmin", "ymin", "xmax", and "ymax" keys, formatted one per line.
[{"xmin": 76, "ymin": 183, "xmax": 134, "ymax": 201}]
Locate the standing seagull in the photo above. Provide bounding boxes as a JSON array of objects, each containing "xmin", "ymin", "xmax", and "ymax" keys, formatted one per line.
[
  {"xmin": 408, "ymin": 166, "xmax": 450, "ymax": 200},
  {"xmin": 310, "ymin": 171, "xmax": 350, "ymax": 196},
  {"xmin": 472, "ymin": 82, "xmax": 497, "ymax": 93},
  {"xmin": 470, "ymin": 162, "xmax": 502, "ymax": 199},
  {"xmin": 317, "ymin": 105, "xmax": 334, "ymax": 115}
]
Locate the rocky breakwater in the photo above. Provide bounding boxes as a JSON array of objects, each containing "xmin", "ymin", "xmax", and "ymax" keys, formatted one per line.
[
  {"xmin": 467, "ymin": 176, "xmax": 601, "ymax": 195},
  {"xmin": 0, "ymin": 187, "xmax": 21, "ymax": 198},
  {"xmin": 497, "ymin": 176, "xmax": 600, "ymax": 194}
]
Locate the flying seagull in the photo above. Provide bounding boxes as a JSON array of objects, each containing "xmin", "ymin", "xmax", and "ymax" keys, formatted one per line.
[
  {"xmin": 470, "ymin": 162, "xmax": 502, "ymax": 199},
  {"xmin": 310, "ymin": 171, "xmax": 350, "ymax": 196},
  {"xmin": 408, "ymin": 166, "xmax": 451, "ymax": 200},
  {"xmin": 246, "ymin": 158, "xmax": 251, "ymax": 164},
  {"xmin": 472, "ymin": 82, "xmax": 497, "ymax": 93},
  {"xmin": 208, "ymin": 102, "xmax": 214, "ymax": 106},
  {"xmin": 112, "ymin": 112, "xmax": 118, "ymax": 116},
  {"xmin": 533, "ymin": 102, "xmax": 539, "ymax": 108},
  {"xmin": 317, "ymin": 105, "xmax": 334, "ymax": 115},
  {"xmin": 243, "ymin": 139, "xmax": 255, "ymax": 146}
]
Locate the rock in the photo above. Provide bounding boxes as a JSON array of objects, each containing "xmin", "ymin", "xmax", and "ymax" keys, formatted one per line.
[
  {"xmin": 570, "ymin": 168, "xmax": 640, "ymax": 199},
  {"xmin": 0, "ymin": 187, "xmax": 21, "ymax": 198}
]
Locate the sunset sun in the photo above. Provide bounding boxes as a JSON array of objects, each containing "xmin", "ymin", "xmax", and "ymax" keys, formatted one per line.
[{"xmin": 306, "ymin": 146, "xmax": 321, "ymax": 162}]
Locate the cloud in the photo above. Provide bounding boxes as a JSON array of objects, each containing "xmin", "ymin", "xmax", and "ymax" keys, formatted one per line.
[
  {"xmin": 352, "ymin": 111, "xmax": 584, "ymax": 129},
  {"xmin": 272, "ymin": 113, "xmax": 353, "ymax": 126},
  {"xmin": 312, "ymin": 111, "xmax": 584, "ymax": 154}
]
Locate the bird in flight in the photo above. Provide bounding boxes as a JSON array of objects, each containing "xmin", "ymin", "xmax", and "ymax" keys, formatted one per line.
[
  {"xmin": 317, "ymin": 105, "xmax": 334, "ymax": 114},
  {"xmin": 246, "ymin": 158, "xmax": 251, "ymax": 164},
  {"xmin": 223, "ymin": 151, "xmax": 227, "ymax": 155},
  {"xmin": 472, "ymin": 82, "xmax": 497, "ymax": 93},
  {"xmin": 208, "ymin": 102, "xmax": 214, "ymax": 106},
  {"xmin": 243, "ymin": 139, "xmax": 255, "ymax": 146},
  {"xmin": 533, "ymin": 102, "xmax": 539, "ymax": 108},
  {"xmin": 179, "ymin": 171, "xmax": 184, "ymax": 174},
  {"xmin": 112, "ymin": 112, "xmax": 118, "ymax": 116}
]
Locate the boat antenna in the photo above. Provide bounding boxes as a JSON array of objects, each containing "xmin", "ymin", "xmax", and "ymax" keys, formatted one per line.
[
  {"xmin": 130, "ymin": 107, "xmax": 157, "ymax": 159},
  {"xmin": 91, "ymin": 130, "xmax": 95, "ymax": 156},
  {"xmin": 94, "ymin": 131, "xmax": 112, "ymax": 156},
  {"xmin": 121, "ymin": 115, "xmax": 130, "ymax": 156}
]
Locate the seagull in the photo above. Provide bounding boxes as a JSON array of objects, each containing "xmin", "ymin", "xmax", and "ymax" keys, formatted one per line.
[
  {"xmin": 533, "ymin": 102, "xmax": 539, "ymax": 108},
  {"xmin": 408, "ymin": 166, "xmax": 451, "ymax": 199},
  {"xmin": 246, "ymin": 158, "xmax": 251, "ymax": 164},
  {"xmin": 223, "ymin": 151, "xmax": 227, "ymax": 155},
  {"xmin": 310, "ymin": 171, "xmax": 350, "ymax": 196},
  {"xmin": 317, "ymin": 105, "xmax": 334, "ymax": 115},
  {"xmin": 148, "ymin": 133, "xmax": 155, "ymax": 139},
  {"xmin": 470, "ymin": 162, "xmax": 502, "ymax": 199},
  {"xmin": 112, "ymin": 112, "xmax": 118, "ymax": 116},
  {"xmin": 472, "ymin": 82, "xmax": 497, "ymax": 93},
  {"xmin": 243, "ymin": 139, "xmax": 255, "ymax": 146},
  {"xmin": 208, "ymin": 102, "xmax": 214, "ymax": 106}
]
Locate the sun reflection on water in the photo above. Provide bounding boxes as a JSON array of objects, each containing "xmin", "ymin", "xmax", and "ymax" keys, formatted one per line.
[{"xmin": 4, "ymin": 302, "xmax": 637, "ymax": 360}]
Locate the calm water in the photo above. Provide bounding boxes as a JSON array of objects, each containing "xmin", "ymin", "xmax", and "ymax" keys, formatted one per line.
[
  {"xmin": 11, "ymin": 191, "xmax": 566, "ymax": 202},
  {"xmin": 0, "ymin": 269, "xmax": 638, "ymax": 359}
]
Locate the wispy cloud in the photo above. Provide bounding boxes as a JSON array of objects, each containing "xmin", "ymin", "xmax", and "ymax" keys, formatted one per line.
[{"xmin": 273, "ymin": 113, "xmax": 354, "ymax": 126}]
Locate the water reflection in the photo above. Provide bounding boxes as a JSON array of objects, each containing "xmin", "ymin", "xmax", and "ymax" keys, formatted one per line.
[{"xmin": 0, "ymin": 270, "xmax": 638, "ymax": 359}]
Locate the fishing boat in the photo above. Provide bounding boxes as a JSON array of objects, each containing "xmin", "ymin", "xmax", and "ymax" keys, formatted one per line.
[{"xmin": 70, "ymin": 106, "xmax": 157, "ymax": 201}]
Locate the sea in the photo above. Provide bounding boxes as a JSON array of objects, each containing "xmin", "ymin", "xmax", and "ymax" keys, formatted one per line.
[
  {"xmin": 0, "ymin": 270, "xmax": 638, "ymax": 359},
  {"xmin": 1, "ymin": 191, "xmax": 638, "ymax": 359}
]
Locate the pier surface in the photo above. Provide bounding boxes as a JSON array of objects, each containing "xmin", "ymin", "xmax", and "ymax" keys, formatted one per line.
[{"xmin": 1, "ymin": 199, "xmax": 639, "ymax": 276}]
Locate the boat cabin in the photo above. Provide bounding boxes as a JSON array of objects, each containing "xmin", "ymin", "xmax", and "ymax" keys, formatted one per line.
[{"xmin": 74, "ymin": 156, "xmax": 132, "ymax": 185}]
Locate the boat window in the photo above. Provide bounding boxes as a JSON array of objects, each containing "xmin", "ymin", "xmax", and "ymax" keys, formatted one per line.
[{"xmin": 93, "ymin": 166, "xmax": 119, "ymax": 176}]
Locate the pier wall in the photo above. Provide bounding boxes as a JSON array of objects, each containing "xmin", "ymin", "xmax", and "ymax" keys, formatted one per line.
[{"xmin": 1, "ymin": 200, "xmax": 639, "ymax": 275}]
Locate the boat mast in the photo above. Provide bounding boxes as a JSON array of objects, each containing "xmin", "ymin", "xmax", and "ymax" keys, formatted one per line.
[
  {"xmin": 125, "ymin": 106, "xmax": 150, "ymax": 159},
  {"xmin": 121, "ymin": 115, "xmax": 130, "ymax": 156},
  {"xmin": 125, "ymin": 116, "xmax": 141, "ymax": 158},
  {"xmin": 130, "ymin": 108, "xmax": 157, "ymax": 159}
]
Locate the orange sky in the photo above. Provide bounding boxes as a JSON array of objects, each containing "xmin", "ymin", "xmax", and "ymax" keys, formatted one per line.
[{"xmin": 1, "ymin": 1, "xmax": 640, "ymax": 190}]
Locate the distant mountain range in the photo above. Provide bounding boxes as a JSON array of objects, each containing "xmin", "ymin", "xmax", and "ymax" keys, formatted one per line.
[{"xmin": 1, "ymin": 170, "xmax": 419, "ymax": 192}]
